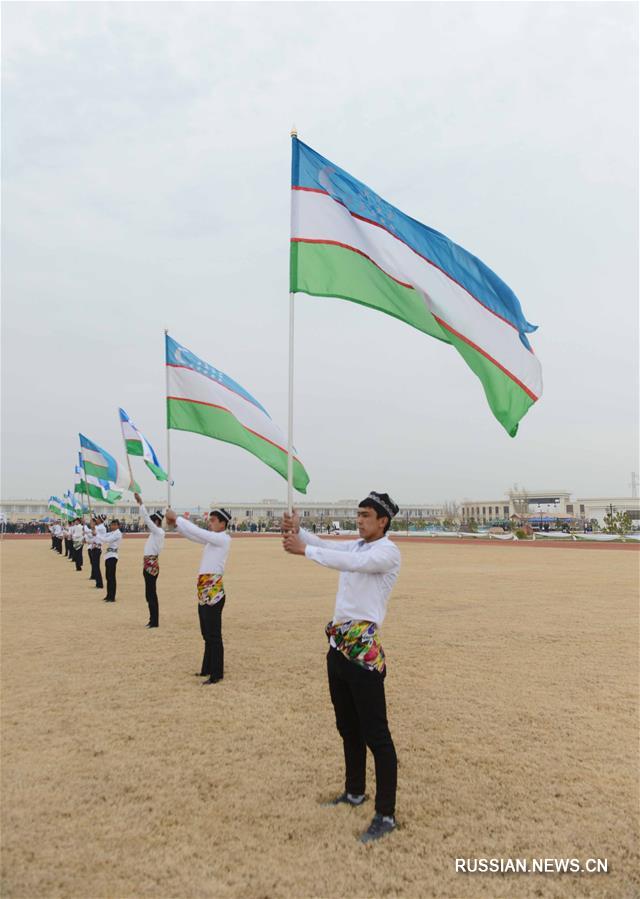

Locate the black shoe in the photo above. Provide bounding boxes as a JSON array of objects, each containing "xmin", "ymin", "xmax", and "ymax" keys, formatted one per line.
[
  {"xmin": 323, "ymin": 791, "xmax": 368, "ymax": 808},
  {"xmin": 194, "ymin": 672, "xmax": 209, "ymax": 676},
  {"xmin": 359, "ymin": 813, "xmax": 396, "ymax": 843},
  {"xmin": 202, "ymin": 677, "xmax": 222, "ymax": 685}
]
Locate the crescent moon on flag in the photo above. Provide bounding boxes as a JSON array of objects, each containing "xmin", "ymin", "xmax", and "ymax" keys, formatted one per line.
[{"xmin": 173, "ymin": 346, "xmax": 185, "ymax": 365}]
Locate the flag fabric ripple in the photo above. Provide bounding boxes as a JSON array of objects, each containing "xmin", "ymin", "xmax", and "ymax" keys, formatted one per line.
[
  {"xmin": 165, "ymin": 334, "xmax": 310, "ymax": 493},
  {"xmin": 119, "ymin": 408, "xmax": 168, "ymax": 482},
  {"xmin": 290, "ymin": 138, "xmax": 542, "ymax": 436},
  {"xmin": 79, "ymin": 434, "xmax": 139, "ymax": 493}
]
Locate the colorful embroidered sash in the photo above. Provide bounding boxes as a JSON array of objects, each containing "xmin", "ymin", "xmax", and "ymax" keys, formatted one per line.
[
  {"xmin": 325, "ymin": 619, "xmax": 386, "ymax": 673},
  {"xmin": 143, "ymin": 555, "xmax": 159, "ymax": 577},
  {"xmin": 197, "ymin": 573, "xmax": 225, "ymax": 606}
]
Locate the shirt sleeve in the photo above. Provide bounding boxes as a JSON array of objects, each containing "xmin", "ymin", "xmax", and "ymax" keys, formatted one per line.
[
  {"xmin": 298, "ymin": 528, "xmax": 356, "ymax": 551},
  {"xmin": 176, "ymin": 516, "xmax": 228, "ymax": 546},
  {"xmin": 140, "ymin": 504, "xmax": 163, "ymax": 536},
  {"xmin": 98, "ymin": 530, "xmax": 119, "ymax": 545},
  {"xmin": 304, "ymin": 541, "xmax": 399, "ymax": 573}
]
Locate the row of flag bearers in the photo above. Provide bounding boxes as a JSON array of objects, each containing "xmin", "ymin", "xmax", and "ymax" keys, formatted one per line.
[{"xmin": 47, "ymin": 489, "xmax": 402, "ymax": 843}]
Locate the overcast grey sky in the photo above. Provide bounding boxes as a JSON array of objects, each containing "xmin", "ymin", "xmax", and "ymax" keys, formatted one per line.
[{"xmin": 2, "ymin": 1, "xmax": 638, "ymax": 507}]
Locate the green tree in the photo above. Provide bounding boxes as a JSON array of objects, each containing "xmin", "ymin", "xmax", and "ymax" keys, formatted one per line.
[{"xmin": 602, "ymin": 510, "xmax": 632, "ymax": 535}]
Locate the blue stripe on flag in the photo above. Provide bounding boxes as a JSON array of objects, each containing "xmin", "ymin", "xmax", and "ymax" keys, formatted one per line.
[
  {"xmin": 165, "ymin": 335, "xmax": 271, "ymax": 418},
  {"xmin": 292, "ymin": 138, "xmax": 538, "ymax": 348},
  {"xmin": 79, "ymin": 433, "xmax": 119, "ymax": 482}
]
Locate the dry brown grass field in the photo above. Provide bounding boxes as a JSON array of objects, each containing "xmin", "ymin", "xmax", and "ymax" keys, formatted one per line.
[{"xmin": 1, "ymin": 537, "xmax": 638, "ymax": 899}]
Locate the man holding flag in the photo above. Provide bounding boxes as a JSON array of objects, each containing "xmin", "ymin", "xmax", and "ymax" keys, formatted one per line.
[
  {"xmin": 283, "ymin": 492, "xmax": 401, "ymax": 844},
  {"xmin": 134, "ymin": 492, "xmax": 165, "ymax": 628},
  {"xmin": 98, "ymin": 519, "xmax": 123, "ymax": 602},
  {"xmin": 165, "ymin": 506, "xmax": 232, "ymax": 684}
]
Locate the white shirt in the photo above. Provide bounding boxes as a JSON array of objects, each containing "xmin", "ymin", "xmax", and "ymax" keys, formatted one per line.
[
  {"xmin": 300, "ymin": 529, "xmax": 401, "ymax": 626},
  {"xmin": 98, "ymin": 528, "xmax": 122, "ymax": 558},
  {"xmin": 53, "ymin": 525, "xmax": 63, "ymax": 537},
  {"xmin": 93, "ymin": 523, "xmax": 106, "ymax": 548},
  {"xmin": 140, "ymin": 505, "xmax": 165, "ymax": 556},
  {"xmin": 176, "ymin": 517, "xmax": 230, "ymax": 575},
  {"xmin": 71, "ymin": 523, "xmax": 84, "ymax": 544}
]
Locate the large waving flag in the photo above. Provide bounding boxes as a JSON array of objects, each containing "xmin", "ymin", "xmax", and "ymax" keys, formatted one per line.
[
  {"xmin": 79, "ymin": 434, "xmax": 140, "ymax": 493},
  {"xmin": 166, "ymin": 334, "xmax": 310, "ymax": 493},
  {"xmin": 290, "ymin": 138, "xmax": 542, "ymax": 436},
  {"xmin": 119, "ymin": 408, "xmax": 168, "ymax": 482}
]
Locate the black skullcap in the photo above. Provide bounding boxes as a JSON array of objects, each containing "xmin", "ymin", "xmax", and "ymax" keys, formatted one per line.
[
  {"xmin": 211, "ymin": 507, "xmax": 232, "ymax": 523},
  {"xmin": 360, "ymin": 491, "xmax": 399, "ymax": 519}
]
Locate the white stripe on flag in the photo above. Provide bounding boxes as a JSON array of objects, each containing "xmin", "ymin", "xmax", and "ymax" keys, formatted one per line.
[
  {"xmin": 168, "ymin": 366, "xmax": 289, "ymax": 451},
  {"xmin": 292, "ymin": 189, "xmax": 542, "ymax": 398}
]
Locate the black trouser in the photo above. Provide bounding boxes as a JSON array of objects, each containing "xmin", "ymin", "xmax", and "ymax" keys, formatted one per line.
[
  {"xmin": 74, "ymin": 544, "xmax": 83, "ymax": 571},
  {"xmin": 94, "ymin": 550, "xmax": 103, "ymax": 589},
  {"xmin": 88, "ymin": 547, "xmax": 95, "ymax": 580},
  {"xmin": 55, "ymin": 537, "xmax": 63, "ymax": 554},
  {"xmin": 327, "ymin": 646, "xmax": 397, "ymax": 817},
  {"xmin": 51, "ymin": 535, "xmax": 56, "ymax": 550},
  {"xmin": 144, "ymin": 569, "xmax": 159, "ymax": 626},
  {"xmin": 64, "ymin": 538, "xmax": 71, "ymax": 557},
  {"xmin": 198, "ymin": 598, "xmax": 225, "ymax": 679},
  {"xmin": 105, "ymin": 557, "xmax": 117, "ymax": 600}
]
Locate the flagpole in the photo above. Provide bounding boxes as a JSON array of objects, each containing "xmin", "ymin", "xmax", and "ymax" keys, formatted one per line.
[
  {"xmin": 120, "ymin": 410, "xmax": 137, "ymax": 496},
  {"xmin": 287, "ymin": 291, "xmax": 294, "ymax": 515},
  {"xmin": 164, "ymin": 329, "xmax": 172, "ymax": 509},
  {"xmin": 287, "ymin": 127, "xmax": 297, "ymax": 516},
  {"xmin": 80, "ymin": 451, "xmax": 93, "ymax": 518}
]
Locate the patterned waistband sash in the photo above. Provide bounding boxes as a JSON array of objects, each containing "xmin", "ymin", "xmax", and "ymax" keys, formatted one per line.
[
  {"xmin": 325, "ymin": 619, "xmax": 386, "ymax": 673},
  {"xmin": 197, "ymin": 573, "xmax": 225, "ymax": 606},
  {"xmin": 73, "ymin": 540, "xmax": 83, "ymax": 551},
  {"xmin": 143, "ymin": 555, "xmax": 159, "ymax": 577}
]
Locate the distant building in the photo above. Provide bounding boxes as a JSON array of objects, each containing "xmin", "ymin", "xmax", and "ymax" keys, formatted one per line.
[
  {"xmin": 576, "ymin": 496, "xmax": 640, "ymax": 526},
  {"xmin": 461, "ymin": 489, "xmax": 640, "ymax": 527},
  {"xmin": 211, "ymin": 499, "xmax": 444, "ymax": 527}
]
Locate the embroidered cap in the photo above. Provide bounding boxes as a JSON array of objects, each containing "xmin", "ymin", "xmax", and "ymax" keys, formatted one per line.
[
  {"xmin": 361, "ymin": 491, "xmax": 399, "ymax": 519},
  {"xmin": 210, "ymin": 507, "xmax": 232, "ymax": 523}
]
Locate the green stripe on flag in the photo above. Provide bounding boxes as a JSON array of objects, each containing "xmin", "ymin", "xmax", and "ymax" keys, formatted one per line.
[
  {"xmin": 292, "ymin": 240, "xmax": 533, "ymax": 436},
  {"xmin": 145, "ymin": 460, "xmax": 168, "ymax": 481},
  {"xmin": 125, "ymin": 438, "xmax": 144, "ymax": 456},
  {"xmin": 167, "ymin": 397, "xmax": 309, "ymax": 494},
  {"xmin": 291, "ymin": 241, "xmax": 450, "ymax": 342}
]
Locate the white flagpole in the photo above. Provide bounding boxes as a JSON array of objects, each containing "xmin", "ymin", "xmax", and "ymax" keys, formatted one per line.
[
  {"xmin": 287, "ymin": 127, "xmax": 298, "ymax": 515},
  {"xmin": 119, "ymin": 410, "xmax": 137, "ymax": 495},
  {"xmin": 164, "ymin": 329, "xmax": 172, "ymax": 509},
  {"xmin": 287, "ymin": 291, "xmax": 295, "ymax": 515}
]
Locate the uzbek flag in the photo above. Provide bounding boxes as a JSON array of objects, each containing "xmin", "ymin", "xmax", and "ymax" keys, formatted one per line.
[
  {"xmin": 74, "ymin": 461, "xmax": 122, "ymax": 504},
  {"xmin": 79, "ymin": 434, "xmax": 140, "ymax": 493},
  {"xmin": 166, "ymin": 334, "xmax": 310, "ymax": 493},
  {"xmin": 48, "ymin": 496, "xmax": 64, "ymax": 517},
  {"xmin": 119, "ymin": 408, "xmax": 168, "ymax": 482},
  {"xmin": 290, "ymin": 138, "xmax": 542, "ymax": 436}
]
